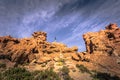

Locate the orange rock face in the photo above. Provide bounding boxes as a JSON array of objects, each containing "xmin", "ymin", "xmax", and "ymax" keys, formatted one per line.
[
  {"xmin": 83, "ymin": 23, "xmax": 120, "ymax": 57},
  {"xmin": 0, "ymin": 32, "xmax": 48, "ymax": 64},
  {"xmin": 0, "ymin": 23, "xmax": 120, "ymax": 77},
  {"xmin": 0, "ymin": 31, "xmax": 78, "ymax": 65}
]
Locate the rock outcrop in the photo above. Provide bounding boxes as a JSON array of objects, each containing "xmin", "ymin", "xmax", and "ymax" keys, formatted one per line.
[
  {"xmin": 0, "ymin": 31, "xmax": 78, "ymax": 65},
  {"xmin": 81, "ymin": 23, "xmax": 120, "ymax": 77},
  {"xmin": 0, "ymin": 23, "xmax": 120, "ymax": 78},
  {"xmin": 83, "ymin": 23, "xmax": 120, "ymax": 57}
]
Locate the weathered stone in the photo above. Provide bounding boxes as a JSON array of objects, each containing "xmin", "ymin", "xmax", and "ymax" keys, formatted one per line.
[
  {"xmin": 71, "ymin": 53, "xmax": 80, "ymax": 61},
  {"xmin": 28, "ymin": 54, "xmax": 36, "ymax": 62},
  {"xmin": 0, "ymin": 23, "xmax": 120, "ymax": 78},
  {"xmin": 36, "ymin": 57, "xmax": 51, "ymax": 64},
  {"xmin": 83, "ymin": 23, "xmax": 120, "ymax": 57},
  {"xmin": 0, "ymin": 31, "xmax": 48, "ymax": 64},
  {"xmin": 32, "ymin": 31, "xmax": 47, "ymax": 41}
]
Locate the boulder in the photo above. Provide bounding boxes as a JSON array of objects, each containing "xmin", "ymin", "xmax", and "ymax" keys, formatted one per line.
[
  {"xmin": 71, "ymin": 53, "xmax": 80, "ymax": 61},
  {"xmin": 36, "ymin": 56, "xmax": 51, "ymax": 64}
]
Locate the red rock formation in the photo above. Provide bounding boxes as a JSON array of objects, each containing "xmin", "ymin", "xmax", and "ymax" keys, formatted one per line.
[
  {"xmin": 0, "ymin": 31, "xmax": 78, "ymax": 65},
  {"xmin": 0, "ymin": 23, "xmax": 120, "ymax": 78},
  {"xmin": 83, "ymin": 23, "xmax": 120, "ymax": 57},
  {"xmin": 0, "ymin": 32, "xmax": 47, "ymax": 64}
]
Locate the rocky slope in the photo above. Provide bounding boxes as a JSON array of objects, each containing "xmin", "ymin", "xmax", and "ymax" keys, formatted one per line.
[
  {"xmin": 83, "ymin": 23, "xmax": 120, "ymax": 56},
  {"xmin": 0, "ymin": 31, "xmax": 78, "ymax": 66},
  {"xmin": 81, "ymin": 23, "xmax": 120, "ymax": 77},
  {"xmin": 0, "ymin": 23, "xmax": 120, "ymax": 79}
]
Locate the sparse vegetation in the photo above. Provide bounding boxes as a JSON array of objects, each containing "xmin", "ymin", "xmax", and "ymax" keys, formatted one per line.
[
  {"xmin": 0, "ymin": 62, "xmax": 6, "ymax": 68},
  {"xmin": 76, "ymin": 65, "xmax": 120, "ymax": 80},
  {"xmin": 58, "ymin": 58, "xmax": 65, "ymax": 62},
  {"xmin": 0, "ymin": 67, "xmax": 61, "ymax": 80},
  {"xmin": 57, "ymin": 62, "xmax": 64, "ymax": 66},
  {"xmin": 76, "ymin": 64, "xmax": 90, "ymax": 74},
  {"xmin": 59, "ymin": 66, "xmax": 73, "ymax": 80},
  {"xmin": 56, "ymin": 57, "xmax": 65, "ymax": 66},
  {"xmin": 35, "ymin": 68, "xmax": 61, "ymax": 80},
  {"xmin": 91, "ymin": 71, "xmax": 120, "ymax": 80},
  {"xmin": 2, "ymin": 67, "xmax": 33, "ymax": 80}
]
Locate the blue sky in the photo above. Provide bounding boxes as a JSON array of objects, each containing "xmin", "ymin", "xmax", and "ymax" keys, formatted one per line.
[{"xmin": 0, "ymin": 0, "xmax": 120, "ymax": 51}]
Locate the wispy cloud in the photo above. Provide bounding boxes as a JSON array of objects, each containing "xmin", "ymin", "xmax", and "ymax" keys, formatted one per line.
[
  {"xmin": 61, "ymin": 0, "xmax": 120, "ymax": 51},
  {"xmin": 0, "ymin": 0, "xmax": 120, "ymax": 51}
]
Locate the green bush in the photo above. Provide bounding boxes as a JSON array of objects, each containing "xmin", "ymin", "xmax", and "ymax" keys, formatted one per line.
[
  {"xmin": 61, "ymin": 66, "xmax": 69, "ymax": 74},
  {"xmin": 60, "ymin": 66, "xmax": 73, "ymax": 80},
  {"xmin": 0, "ymin": 67, "xmax": 61, "ymax": 80},
  {"xmin": 35, "ymin": 68, "xmax": 61, "ymax": 80},
  {"xmin": 76, "ymin": 64, "xmax": 90, "ymax": 73},
  {"xmin": 91, "ymin": 71, "xmax": 120, "ymax": 80},
  {"xmin": 0, "ymin": 63, "xmax": 6, "ymax": 68},
  {"xmin": 2, "ymin": 67, "xmax": 33, "ymax": 80},
  {"xmin": 0, "ymin": 72, "xmax": 3, "ymax": 80},
  {"xmin": 58, "ymin": 58, "xmax": 65, "ymax": 62}
]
